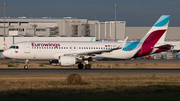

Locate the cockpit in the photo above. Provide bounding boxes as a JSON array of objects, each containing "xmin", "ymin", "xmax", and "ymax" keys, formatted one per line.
[{"xmin": 9, "ymin": 46, "xmax": 19, "ymax": 49}]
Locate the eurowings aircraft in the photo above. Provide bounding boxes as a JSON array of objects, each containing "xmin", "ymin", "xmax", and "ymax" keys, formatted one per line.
[{"xmin": 3, "ymin": 15, "xmax": 172, "ymax": 69}]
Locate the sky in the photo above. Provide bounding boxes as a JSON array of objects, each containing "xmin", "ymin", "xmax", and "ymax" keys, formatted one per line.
[{"xmin": 0, "ymin": 0, "xmax": 180, "ymax": 26}]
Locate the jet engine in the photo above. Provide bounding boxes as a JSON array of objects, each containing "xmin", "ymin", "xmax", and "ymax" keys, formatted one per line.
[{"xmin": 58, "ymin": 56, "xmax": 76, "ymax": 66}]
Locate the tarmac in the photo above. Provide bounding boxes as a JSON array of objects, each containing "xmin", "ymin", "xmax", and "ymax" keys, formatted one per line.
[{"xmin": 0, "ymin": 59, "xmax": 180, "ymax": 74}]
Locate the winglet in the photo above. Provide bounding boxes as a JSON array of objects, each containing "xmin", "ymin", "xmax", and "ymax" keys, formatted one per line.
[{"xmin": 118, "ymin": 36, "xmax": 128, "ymax": 49}]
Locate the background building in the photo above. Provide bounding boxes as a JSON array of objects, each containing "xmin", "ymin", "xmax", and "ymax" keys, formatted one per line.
[
  {"xmin": 126, "ymin": 27, "xmax": 180, "ymax": 41},
  {"xmin": 0, "ymin": 17, "xmax": 125, "ymax": 40}
]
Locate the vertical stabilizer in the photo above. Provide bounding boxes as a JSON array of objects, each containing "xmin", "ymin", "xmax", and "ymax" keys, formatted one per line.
[
  {"xmin": 134, "ymin": 15, "xmax": 171, "ymax": 57},
  {"xmin": 140, "ymin": 15, "xmax": 170, "ymax": 44}
]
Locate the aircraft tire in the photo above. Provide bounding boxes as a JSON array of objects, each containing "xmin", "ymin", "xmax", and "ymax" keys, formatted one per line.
[
  {"xmin": 24, "ymin": 65, "xmax": 28, "ymax": 69},
  {"xmin": 78, "ymin": 63, "xmax": 84, "ymax": 69},
  {"xmin": 85, "ymin": 64, "xmax": 91, "ymax": 69}
]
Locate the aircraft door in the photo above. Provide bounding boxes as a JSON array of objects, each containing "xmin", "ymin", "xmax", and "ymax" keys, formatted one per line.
[{"xmin": 25, "ymin": 42, "xmax": 30, "ymax": 53}]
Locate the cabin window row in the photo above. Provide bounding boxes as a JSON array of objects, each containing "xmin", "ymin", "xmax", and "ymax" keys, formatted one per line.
[{"xmin": 32, "ymin": 47, "xmax": 113, "ymax": 49}]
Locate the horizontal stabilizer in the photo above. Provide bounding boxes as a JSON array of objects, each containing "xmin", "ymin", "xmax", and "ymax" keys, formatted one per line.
[{"xmin": 153, "ymin": 44, "xmax": 173, "ymax": 49}]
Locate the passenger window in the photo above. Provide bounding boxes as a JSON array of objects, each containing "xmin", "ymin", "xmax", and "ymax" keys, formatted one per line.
[{"xmin": 44, "ymin": 47, "xmax": 46, "ymax": 49}]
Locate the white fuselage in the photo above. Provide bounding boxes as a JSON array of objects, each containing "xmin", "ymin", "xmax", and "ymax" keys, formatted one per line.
[{"xmin": 3, "ymin": 41, "xmax": 142, "ymax": 60}]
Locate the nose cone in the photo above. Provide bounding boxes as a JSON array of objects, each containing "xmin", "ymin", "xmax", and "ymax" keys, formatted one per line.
[{"xmin": 2, "ymin": 50, "xmax": 9, "ymax": 58}]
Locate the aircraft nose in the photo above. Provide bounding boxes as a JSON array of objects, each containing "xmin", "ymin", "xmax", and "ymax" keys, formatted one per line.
[{"xmin": 2, "ymin": 50, "xmax": 8, "ymax": 57}]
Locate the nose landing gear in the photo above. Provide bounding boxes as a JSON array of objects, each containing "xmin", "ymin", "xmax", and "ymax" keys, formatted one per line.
[{"xmin": 24, "ymin": 59, "xmax": 29, "ymax": 69}]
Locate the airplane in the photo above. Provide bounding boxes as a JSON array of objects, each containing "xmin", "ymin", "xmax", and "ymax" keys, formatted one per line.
[{"xmin": 2, "ymin": 15, "xmax": 172, "ymax": 69}]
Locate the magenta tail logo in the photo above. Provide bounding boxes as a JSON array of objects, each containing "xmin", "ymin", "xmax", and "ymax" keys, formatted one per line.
[{"xmin": 135, "ymin": 30, "xmax": 166, "ymax": 57}]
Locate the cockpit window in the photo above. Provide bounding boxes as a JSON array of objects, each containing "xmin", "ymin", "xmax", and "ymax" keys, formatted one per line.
[
  {"xmin": 15, "ymin": 46, "xmax": 19, "ymax": 49},
  {"xmin": 9, "ymin": 46, "xmax": 19, "ymax": 49},
  {"xmin": 9, "ymin": 46, "xmax": 15, "ymax": 49}
]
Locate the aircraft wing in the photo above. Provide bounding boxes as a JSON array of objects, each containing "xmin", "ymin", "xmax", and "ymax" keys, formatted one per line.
[{"xmin": 64, "ymin": 36, "xmax": 128, "ymax": 56}]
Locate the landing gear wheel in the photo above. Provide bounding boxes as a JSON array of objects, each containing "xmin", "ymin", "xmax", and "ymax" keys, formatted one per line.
[
  {"xmin": 78, "ymin": 63, "xmax": 84, "ymax": 69},
  {"xmin": 85, "ymin": 64, "xmax": 91, "ymax": 69},
  {"xmin": 24, "ymin": 65, "xmax": 28, "ymax": 69}
]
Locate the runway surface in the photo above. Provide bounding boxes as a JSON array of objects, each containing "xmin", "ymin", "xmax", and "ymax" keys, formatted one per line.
[
  {"xmin": 0, "ymin": 59, "xmax": 180, "ymax": 74},
  {"xmin": 0, "ymin": 69, "xmax": 180, "ymax": 74}
]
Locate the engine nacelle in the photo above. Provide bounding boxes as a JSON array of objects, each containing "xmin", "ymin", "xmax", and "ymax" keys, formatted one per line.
[{"xmin": 58, "ymin": 56, "xmax": 76, "ymax": 66}]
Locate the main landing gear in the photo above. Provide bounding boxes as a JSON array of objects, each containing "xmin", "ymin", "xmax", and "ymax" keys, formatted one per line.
[
  {"xmin": 78, "ymin": 60, "xmax": 91, "ymax": 69},
  {"xmin": 78, "ymin": 63, "xmax": 84, "ymax": 69},
  {"xmin": 85, "ymin": 64, "xmax": 91, "ymax": 69},
  {"xmin": 24, "ymin": 59, "xmax": 29, "ymax": 69}
]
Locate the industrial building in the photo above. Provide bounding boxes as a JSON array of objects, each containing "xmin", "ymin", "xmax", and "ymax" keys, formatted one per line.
[
  {"xmin": 1, "ymin": 17, "xmax": 180, "ymax": 40},
  {"xmin": 126, "ymin": 27, "xmax": 180, "ymax": 41},
  {"xmin": 0, "ymin": 17, "xmax": 125, "ymax": 40}
]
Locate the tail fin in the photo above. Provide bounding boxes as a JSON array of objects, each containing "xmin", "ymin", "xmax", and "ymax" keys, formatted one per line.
[
  {"xmin": 140, "ymin": 15, "xmax": 170, "ymax": 44},
  {"xmin": 134, "ymin": 15, "xmax": 170, "ymax": 57}
]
